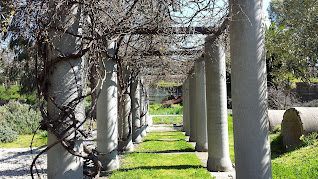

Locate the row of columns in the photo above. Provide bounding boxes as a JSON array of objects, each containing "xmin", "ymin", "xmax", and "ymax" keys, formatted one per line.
[
  {"xmin": 47, "ymin": 0, "xmax": 271, "ymax": 178},
  {"xmin": 182, "ymin": 0, "xmax": 272, "ymax": 178}
]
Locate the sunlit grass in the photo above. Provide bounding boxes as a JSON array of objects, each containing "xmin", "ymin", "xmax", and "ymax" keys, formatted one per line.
[
  {"xmin": 0, "ymin": 134, "xmax": 47, "ymax": 148},
  {"xmin": 135, "ymin": 132, "xmax": 194, "ymax": 152}
]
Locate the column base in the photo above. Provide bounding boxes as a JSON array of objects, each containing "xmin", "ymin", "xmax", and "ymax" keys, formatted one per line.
[
  {"xmin": 195, "ymin": 143, "xmax": 208, "ymax": 152},
  {"xmin": 207, "ymin": 156, "xmax": 232, "ymax": 172},
  {"xmin": 118, "ymin": 140, "xmax": 134, "ymax": 152},
  {"xmin": 99, "ymin": 150, "xmax": 119, "ymax": 172}
]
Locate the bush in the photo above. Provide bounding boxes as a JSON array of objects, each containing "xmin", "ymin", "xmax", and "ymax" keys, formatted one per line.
[
  {"xmin": 0, "ymin": 125, "xmax": 19, "ymax": 143},
  {"xmin": 0, "ymin": 100, "xmax": 42, "ymax": 135},
  {"xmin": 299, "ymin": 132, "xmax": 318, "ymax": 147}
]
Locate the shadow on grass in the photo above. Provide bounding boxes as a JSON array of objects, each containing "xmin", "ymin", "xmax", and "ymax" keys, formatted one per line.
[
  {"xmin": 117, "ymin": 164, "xmax": 203, "ymax": 172},
  {"xmin": 133, "ymin": 148, "xmax": 195, "ymax": 153},
  {"xmin": 142, "ymin": 139, "xmax": 184, "ymax": 142},
  {"xmin": 271, "ymin": 133, "xmax": 285, "ymax": 159}
]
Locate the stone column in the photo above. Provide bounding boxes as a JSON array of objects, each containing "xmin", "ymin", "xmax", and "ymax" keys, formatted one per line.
[
  {"xmin": 118, "ymin": 66, "xmax": 134, "ymax": 152},
  {"xmin": 131, "ymin": 77, "xmax": 142, "ymax": 143},
  {"xmin": 140, "ymin": 79, "xmax": 147, "ymax": 138},
  {"xmin": 189, "ymin": 68, "xmax": 197, "ymax": 142},
  {"xmin": 205, "ymin": 38, "xmax": 232, "ymax": 171},
  {"xmin": 184, "ymin": 78, "xmax": 191, "ymax": 136},
  {"xmin": 47, "ymin": 3, "xmax": 84, "ymax": 178},
  {"xmin": 96, "ymin": 40, "xmax": 119, "ymax": 172},
  {"xmin": 145, "ymin": 85, "xmax": 150, "ymax": 133},
  {"xmin": 229, "ymin": 0, "xmax": 272, "ymax": 178},
  {"xmin": 194, "ymin": 57, "xmax": 208, "ymax": 152},
  {"xmin": 182, "ymin": 80, "xmax": 187, "ymax": 134}
]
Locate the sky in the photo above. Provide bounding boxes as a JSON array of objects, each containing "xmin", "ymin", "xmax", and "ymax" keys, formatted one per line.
[{"xmin": 263, "ymin": 0, "xmax": 272, "ymax": 26}]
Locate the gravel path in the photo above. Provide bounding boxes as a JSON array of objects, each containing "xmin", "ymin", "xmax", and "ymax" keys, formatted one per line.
[{"xmin": 0, "ymin": 147, "xmax": 47, "ymax": 179}]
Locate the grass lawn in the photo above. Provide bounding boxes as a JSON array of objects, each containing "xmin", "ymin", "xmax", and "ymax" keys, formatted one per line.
[
  {"xmin": 0, "ymin": 134, "xmax": 47, "ymax": 148},
  {"xmin": 110, "ymin": 153, "xmax": 213, "ymax": 179},
  {"xmin": 135, "ymin": 132, "xmax": 194, "ymax": 152}
]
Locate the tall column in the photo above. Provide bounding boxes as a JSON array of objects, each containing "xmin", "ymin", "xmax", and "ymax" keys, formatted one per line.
[
  {"xmin": 96, "ymin": 40, "xmax": 119, "ymax": 171},
  {"xmin": 140, "ymin": 79, "xmax": 147, "ymax": 138},
  {"xmin": 194, "ymin": 57, "xmax": 208, "ymax": 152},
  {"xmin": 182, "ymin": 80, "xmax": 188, "ymax": 134},
  {"xmin": 189, "ymin": 68, "xmax": 197, "ymax": 142},
  {"xmin": 118, "ymin": 66, "xmax": 134, "ymax": 152},
  {"xmin": 47, "ymin": 3, "xmax": 84, "ymax": 178},
  {"xmin": 131, "ymin": 77, "xmax": 142, "ymax": 143},
  {"xmin": 205, "ymin": 38, "xmax": 232, "ymax": 171},
  {"xmin": 145, "ymin": 85, "xmax": 150, "ymax": 133},
  {"xmin": 229, "ymin": 0, "xmax": 272, "ymax": 178},
  {"xmin": 184, "ymin": 78, "xmax": 191, "ymax": 136}
]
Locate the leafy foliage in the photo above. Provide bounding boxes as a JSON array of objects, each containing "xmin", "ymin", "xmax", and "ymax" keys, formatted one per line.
[
  {"xmin": 0, "ymin": 100, "xmax": 42, "ymax": 135},
  {"xmin": 0, "ymin": 125, "xmax": 18, "ymax": 143},
  {"xmin": 266, "ymin": 0, "xmax": 318, "ymax": 85}
]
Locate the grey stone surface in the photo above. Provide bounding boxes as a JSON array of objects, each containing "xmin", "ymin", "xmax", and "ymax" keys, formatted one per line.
[{"xmin": 229, "ymin": 0, "xmax": 272, "ymax": 178}]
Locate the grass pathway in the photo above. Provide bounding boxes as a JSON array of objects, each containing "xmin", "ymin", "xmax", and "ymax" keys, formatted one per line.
[{"xmin": 109, "ymin": 128, "xmax": 213, "ymax": 179}]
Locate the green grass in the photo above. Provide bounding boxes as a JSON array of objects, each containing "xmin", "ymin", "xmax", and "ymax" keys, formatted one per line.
[
  {"xmin": 0, "ymin": 134, "xmax": 47, "ymax": 148},
  {"xmin": 227, "ymin": 115, "xmax": 235, "ymax": 162},
  {"xmin": 135, "ymin": 132, "xmax": 194, "ymax": 152},
  {"xmin": 271, "ymin": 138, "xmax": 318, "ymax": 178},
  {"xmin": 110, "ymin": 153, "xmax": 212, "ymax": 179},
  {"xmin": 149, "ymin": 103, "xmax": 183, "ymax": 124}
]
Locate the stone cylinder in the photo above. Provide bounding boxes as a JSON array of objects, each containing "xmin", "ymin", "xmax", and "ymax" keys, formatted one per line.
[
  {"xmin": 189, "ymin": 69, "xmax": 197, "ymax": 142},
  {"xmin": 205, "ymin": 39, "xmax": 232, "ymax": 171},
  {"xmin": 268, "ymin": 110, "xmax": 285, "ymax": 131},
  {"xmin": 118, "ymin": 67, "xmax": 134, "ymax": 152},
  {"xmin": 140, "ymin": 79, "xmax": 147, "ymax": 138},
  {"xmin": 131, "ymin": 78, "xmax": 142, "ymax": 143},
  {"xmin": 97, "ymin": 47, "xmax": 119, "ymax": 171},
  {"xmin": 47, "ymin": 3, "xmax": 84, "ymax": 178},
  {"xmin": 194, "ymin": 57, "xmax": 208, "ymax": 152},
  {"xmin": 282, "ymin": 107, "xmax": 318, "ymax": 149},
  {"xmin": 229, "ymin": 0, "xmax": 272, "ymax": 178},
  {"xmin": 182, "ymin": 79, "xmax": 190, "ymax": 136}
]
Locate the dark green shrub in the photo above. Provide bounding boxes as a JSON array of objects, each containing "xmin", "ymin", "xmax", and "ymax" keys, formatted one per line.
[
  {"xmin": 0, "ymin": 100, "xmax": 42, "ymax": 134},
  {"xmin": 0, "ymin": 125, "xmax": 19, "ymax": 143}
]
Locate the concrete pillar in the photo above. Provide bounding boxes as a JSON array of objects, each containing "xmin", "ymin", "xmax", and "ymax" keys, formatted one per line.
[
  {"xmin": 145, "ymin": 86, "xmax": 150, "ymax": 133},
  {"xmin": 47, "ymin": 3, "xmax": 84, "ymax": 178},
  {"xmin": 229, "ymin": 0, "xmax": 272, "ymax": 178},
  {"xmin": 183, "ymin": 78, "xmax": 191, "ymax": 136},
  {"xmin": 194, "ymin": 57, "xmax": 208, "ymax": 152},
  {"xmin": 189, "ymin": 69, "xmax": 197, "ymax": 142},
  {"xmin": 140, "ymin": 79, "xmax": 147, "ymax": 138},
  {"xmin": 205, "ymin": 39, "xmax": 232, "ymax": 171},
  {"xmin": 96, "ymin": 40, "xmax": 119, "ymax": 171},
  {"xmin": 182, "ymin": 80, "xmax": 187, "ymax": 133},
  {"xmin": 131, "ymin": 77, "xmax": 142, "ymax": 143},
  {"xmin": 118, "ymin": 66, "xmax": 134, "ymax": 152}
]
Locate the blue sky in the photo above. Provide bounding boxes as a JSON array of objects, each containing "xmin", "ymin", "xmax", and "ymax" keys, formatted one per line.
[{"xmin": 263, "ymin": 0, "xmax": 271, "ymax": 26}]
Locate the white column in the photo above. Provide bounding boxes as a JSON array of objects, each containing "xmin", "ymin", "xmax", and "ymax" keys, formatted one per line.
[
  {"xmin": 118, "ymin": 66, "xmax": 134, "ymax": 152},
  {"xmin": 229, "ymin": 0, "xmax": 272, "ymax": 178},
  {"xmin": 47, "ymin": 3, "xmax": 84, "ymax": 178},
  {"xmin": 194, "ymin": 57, "xmax": 208, "ymax": 152},
  {"xmin": 140, "ymin": 79, "xmax": 147, "ymax": 138},
  {"xmin": 189, "ymin": 69, "xmax": 197, "ymax": 142},
  {"xmin": 96, "ymin": 41, "xmax": 119, "ymax": 171},
  {"xmin": 205, "ymin": 38, "xmax": 232, "ymax": 171},
  {"xmin": 184, "ymin": 78, "xmax": 191, "ymax": 136},
  {"xmin": 131, "ymin": 78, "xmax": 142, "ymax": 143}
]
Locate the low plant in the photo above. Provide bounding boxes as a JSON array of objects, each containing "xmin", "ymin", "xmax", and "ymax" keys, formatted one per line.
[
  {"xmin": 0, "ymin": 100, "xmax": 42, "ymax": 135},
  {"xmin": 0, "ymin": 125, "xmax": 19, "ymax": 143}
]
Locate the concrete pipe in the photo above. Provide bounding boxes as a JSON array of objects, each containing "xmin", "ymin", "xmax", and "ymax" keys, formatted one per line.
[
  {"xmin": 268, "ymin": 110, "xmax": 285, "ymax": 131},
  {"xmin": 281, "ymin": 107, "xmax": 318, "ymax": 149}
]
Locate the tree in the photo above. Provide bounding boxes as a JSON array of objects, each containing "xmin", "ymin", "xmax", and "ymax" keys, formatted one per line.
[{"xmin": 266, "ymin": 0, "xmax": 318, "ymax": 84}]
